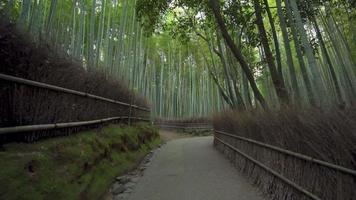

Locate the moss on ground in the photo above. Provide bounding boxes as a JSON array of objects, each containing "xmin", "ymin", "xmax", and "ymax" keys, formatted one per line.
[{"xmin": 0, "ymin": 123, "xmax": 160, "ymax": 200}]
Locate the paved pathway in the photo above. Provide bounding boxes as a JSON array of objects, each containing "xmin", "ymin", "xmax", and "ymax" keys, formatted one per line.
[{"xmin": 127, "ymin": 136, "xmax": 264, "ymax": 200}]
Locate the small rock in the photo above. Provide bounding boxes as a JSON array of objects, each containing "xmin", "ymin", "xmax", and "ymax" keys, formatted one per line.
[
  {"xmin": 137, "ymin": 171, "xmax": 144, "ymax": 176},
  {"xmin": 113, "ymin": 193, "xmax": 129, "ymax": 200},
  {"xmin": 125, "ymin": 182, "xmax": 136, "ymax": 188},
  {"xmin": 130, "ymin": 176, "xmax": 140, "ymax": 183},
  {"xmin": 124, "ymin": 188, "xmax": 133, "ymax": 193},
  {"xmin": 144, "ymin": 157, "xmax": 152, "ymax": 163},
  {"xmin": 113, "ymin": 196, "xmax": 122, "ymax": 200},
  {"xmin": 116, "ymin": 175, "xmax": 130, "ymax": 184},
  {"xmin": 112, "ymin": 183, "xmax": 125, "ymax": 195}
]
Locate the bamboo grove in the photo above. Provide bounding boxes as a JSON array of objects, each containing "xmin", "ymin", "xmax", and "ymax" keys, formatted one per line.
[
  {"xmin": 1, "ymin": 0, "xmax": 355, "ymax": 118},
  {"xmin": 0, "ymin": 0, "xmax": 223, "ymax": 118},
  {"xmin": 137, "ymin": 0, "xmax": 356, "ymax": 110}
]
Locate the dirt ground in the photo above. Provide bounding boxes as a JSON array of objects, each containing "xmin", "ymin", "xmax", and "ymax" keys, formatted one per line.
[
  {"xmin": 159, "ymin": 130, "xmax": 192, "ymax": 142},
  {"xmin": 127, "ymin": 136, "xmax": 264, "ymax": 200}
]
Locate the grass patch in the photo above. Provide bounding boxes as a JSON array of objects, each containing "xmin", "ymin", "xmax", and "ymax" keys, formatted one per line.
[{"xmin": 0, "ymin": 123, "xmax": 160, "ymax": 200}]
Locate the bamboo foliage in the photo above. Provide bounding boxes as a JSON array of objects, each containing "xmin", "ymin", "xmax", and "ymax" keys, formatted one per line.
[
  {"xmin": 0, "ymin": 0, "xmax": 221, "ymax": 118},
  {"xmin": 1, "ymin": 0, "xmax": 356, "ymax": 118}
]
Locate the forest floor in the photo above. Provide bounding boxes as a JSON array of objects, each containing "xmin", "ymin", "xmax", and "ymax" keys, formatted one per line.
[
  {"xmin": 0, "ymin": 123, "xmax": 160, "ymax": 200},
  {"xmin": 159, "ymin": 130, "xmax": 192, "ymax": 142},
  {"xmin": 121, "ymin": 135, "xmax": 264, "ymax": 200}
]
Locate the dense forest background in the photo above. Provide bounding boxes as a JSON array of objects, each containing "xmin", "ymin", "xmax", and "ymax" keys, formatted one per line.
[{"xmin": 1, "ymin": 0, "xmax": 355, "ymax": 118}]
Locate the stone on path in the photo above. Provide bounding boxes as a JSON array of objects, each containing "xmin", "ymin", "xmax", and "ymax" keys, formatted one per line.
[{"xmin": 112, "ymin": 183, "xmax": 125, "ymax": 195}]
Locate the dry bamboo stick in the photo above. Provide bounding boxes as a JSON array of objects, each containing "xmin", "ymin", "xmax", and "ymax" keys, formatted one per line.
[
  {"xmin": 215, "ymin": 130, "xmax": 356, "ymax": 177},
  {"xmin": 0, "ymin": 73, "xmax": 150, "ymax": 112},
  {"xmin": 215, "ymin": 136, "xmax": 321, "ymax": 200},
  {"xmin": 0, "ymin": 116, "xmax": 150, "ymax": 134}
]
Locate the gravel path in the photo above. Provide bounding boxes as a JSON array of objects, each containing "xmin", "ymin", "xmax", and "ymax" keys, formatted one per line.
[
  {"xmin": 158, "ymin": 130, "xmax": 191, "ymax": 142},
  {"xmin": 125, "ymin": 136, "xmax": 264, "ymax": 200}
]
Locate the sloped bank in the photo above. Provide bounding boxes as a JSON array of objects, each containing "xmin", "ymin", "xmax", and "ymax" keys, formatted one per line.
[
  {"xmin": 0, "ymin": 19, "xmax": 147, "ymax": 129},
  {"xmin": 0, "ymin": 123, "xmax": 160, "ymax": 200},
  {"xmin": 213, "ymin": 108, "xmax": 356, "ymax": 200}
]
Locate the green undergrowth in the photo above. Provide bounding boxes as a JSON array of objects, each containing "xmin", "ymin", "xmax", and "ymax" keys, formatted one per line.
[{"xmin": 0, "ymin": 123, "xmax": 160, "ymax": 200}]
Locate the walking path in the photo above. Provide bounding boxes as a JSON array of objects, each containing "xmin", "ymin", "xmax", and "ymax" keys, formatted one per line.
[{"xmin": 126, "ymin": 135, "xmax": 264, "ymax": 200}]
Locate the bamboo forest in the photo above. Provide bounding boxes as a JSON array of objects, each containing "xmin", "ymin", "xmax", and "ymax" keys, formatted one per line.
[
  {"xmin": 0, "ymin": 0, "xmax": 355, "ymax": 200},
  {"xmin": 2, "ymin": 0, "xmax": 355, "ymax": 115}
]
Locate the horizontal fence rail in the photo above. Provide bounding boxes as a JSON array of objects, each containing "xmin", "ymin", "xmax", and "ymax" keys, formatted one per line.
[
  {"xmin": 154, "ymin": 121, "xmax": 213, "ymax": 130},
  {"xmin": 154, "ymin": 122, "xmax": 211, "ymax": 126},
  {"xmin": 215, "ymin": 130, "xmax": 356, "ymax": 177},
  {"xmin": 0, "ymin": 73, "xmax": 150, "ymax": 112},
  {"xmin": 214, "ymin": 137, "xmax": 321, "ymax": 200},
  {"xmin": 0, "ymin": 117, "xmax": 150, "ymax": 135},
  {"xmin": 156, "ymin": 124, "xmax": 213, "ymax": 130}
]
